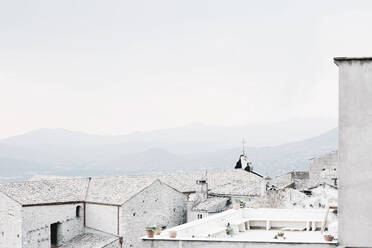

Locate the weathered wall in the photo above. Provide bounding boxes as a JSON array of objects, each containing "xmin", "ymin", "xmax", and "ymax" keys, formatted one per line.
[
  {"xmin": 22, "ymin": 203, "xmax": 84, "ymax": 248},
  {"xmin": 0, "ymin": 192, "xmax": 22, "ymax": 248},
  {"xmin": 337, "ymin": 58, "xmax": 372, "ymax": 247},
  {"xmin": 120, "ymin": 180, "xmax": 187, "ymax": 248},
  {"xmin": 85, "ymin": 203, "xmax": 119, "ymax": 235},
  {"xmin": 141, "ymin": 240, "xmax": 336, "ymax": 248},
  {"xmin": 309, "ymin": 151, "xmax": 338, "ymax": 186},
  {"xmin": 271, "ymin": 173, "xmax": 293, "ymax": 189}
]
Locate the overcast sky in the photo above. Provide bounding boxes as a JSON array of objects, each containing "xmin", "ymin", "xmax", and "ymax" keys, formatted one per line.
[{"xmin": 1, "ymin": 0, "xmax": 372, "ymax": 138}]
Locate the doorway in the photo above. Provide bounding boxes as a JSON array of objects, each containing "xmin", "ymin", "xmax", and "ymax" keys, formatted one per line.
[{"xmin": 50, "ymin": 222, "xmax": 60, "ymax": 247}]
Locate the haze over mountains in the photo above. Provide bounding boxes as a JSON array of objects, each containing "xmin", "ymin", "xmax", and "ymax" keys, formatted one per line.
[{"xmin": 0, "ymin": 119, "xmax": 337, "ymax": 181}]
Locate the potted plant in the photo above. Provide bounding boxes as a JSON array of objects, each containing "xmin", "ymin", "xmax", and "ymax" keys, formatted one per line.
[
  {"xmin": 145, "ymin": 226, "xmax": 156, "ymax": 238},
  {"xmin": 274, "ymin": 232, "xmax": 286, "ymax": 240},
  {"xmin": 168, "ymin": 230, "xmax": 177, "ymax": 238},
  {"xmin": 225, "ymin": 223, "xmax": 233, "ymax": 236},
  {"xmin": 324, "ymin": 234, "xmax": 334, "ymax": 241},
  {"xmin": 232, "ymin": 202, "xmax": 240, "ymax": 210},
  {"xmin": 155, "ymin": 225, "xmax": 162, "ymax": 235}
]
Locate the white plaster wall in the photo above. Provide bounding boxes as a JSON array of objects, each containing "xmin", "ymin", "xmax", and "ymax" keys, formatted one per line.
[
  {"xmin": 85, "ymin": 203, "xmax": 118, "ymax": 235},
  {"xmin": 141, "ymin": 240, "xmax": 336, "ymax": 248},
  {"xmin": 120, "ymin": 180, "xmax": 187, "ymax": 248},
  {"xmin": 22, "ymin": 203, "xmax": 84, "ymax": 248},
  {"xmin": 337, "ymin": 59, "xmax": 372, "ymax": 247},
  {"xmin": 0, "ymin": 193, "xmax": 22, "ymax": 248}
]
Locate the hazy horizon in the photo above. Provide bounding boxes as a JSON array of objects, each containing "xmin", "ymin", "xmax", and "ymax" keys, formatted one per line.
[
  {"xmin": 3, "ymin": 0, "xmax": 372, "ymax": 138},
  {"xmin": 0, "ymin": 117, "xmax": 337, "ymax": 141}
]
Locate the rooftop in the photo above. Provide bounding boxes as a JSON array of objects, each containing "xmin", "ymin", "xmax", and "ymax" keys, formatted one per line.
[
  {"xmin": 86, "ymin": 176, "xmax": 157, "ymax": 205},
  {"xmin": 0, "ymin": 178, "xmax": 89, "ymax": 206},
  {"xmin": 334, "ymin": 57, "xmax": 372, "ymax": 61},
  {"xmin": 334, "ymin": 57, "xmax": 372, "ymax": 66},
  {"xmin": 11, "ymin": 169, "xmax": 264, "ymax": 205},
  {"xmin": 1, "ymin": 169, "xmax": 263, "ymax": 206},
  {"xmin": 143, "ymin": 208, "xmax": 338, "ymax": 245},
  {"xmin": 192, "ymin": 197, "xmax": 229, "ymax": 213},
  {"xmin": 60, "ymin": 229, "xmax": 119, "ymax": 248}
]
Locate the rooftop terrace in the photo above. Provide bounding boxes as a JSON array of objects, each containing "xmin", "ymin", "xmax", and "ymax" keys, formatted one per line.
[{"xmin": 142, "ymin": 208, "xmax": 338, "ymax": 247}]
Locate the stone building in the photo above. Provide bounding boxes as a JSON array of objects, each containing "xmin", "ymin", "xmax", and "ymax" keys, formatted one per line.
[
  {"xmin": 0, "ymin": 168, "xmax": 263, "ymax": 248},
  {"xmin": 185, "ymin": 169, "xmax": 264, "ymax": 222},
  {"xmin": 187, "ymin": 196, "xmax": 229, "ymax": 222},
  {"xmin": 0, "ymin": 176, "xmax": 187, "ymax": 248},
  {"xmin": 269, "ymin": 171, "xmax": 309, "ymax": 190},
  {"xmin": 0, "ymin": 179, "xmax": 91, "ymax": 248},
  {"xmin": 309, "ymin": 151, "xmax": 338, "ymax": 186},
  {"xmin": 85, "ymin": 176, "xmax": 187, "ymax": 248}
]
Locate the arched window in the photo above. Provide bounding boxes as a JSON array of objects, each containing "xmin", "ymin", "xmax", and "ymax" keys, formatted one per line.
[{"xmin": 76, "ymin": 206, "xmax": 81, "ymax": 218}]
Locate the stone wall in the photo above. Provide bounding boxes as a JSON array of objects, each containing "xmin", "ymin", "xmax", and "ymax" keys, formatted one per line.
[
  {"xmin": 309, "ymin": 151, "xmax": 338, "ymax": 186},
  {"xmin": 120, "ymin": 180, "xmax": 187, "ymax": 248},
  {"xmin": 22, "ymin": 203, "xmax": 84, "ymax": 248},
  {"xmin": 0, "ymin": 192, "xmax": 22, "ymax": 248},
  {"xmin": 271, "ymin": 173, "xmax": 293, "ymax": 189}
]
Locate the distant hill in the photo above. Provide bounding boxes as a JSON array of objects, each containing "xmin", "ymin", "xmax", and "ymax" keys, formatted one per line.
[{"xmin": 0, "ymin": 122, "xmax": 337, "ymax": 181}]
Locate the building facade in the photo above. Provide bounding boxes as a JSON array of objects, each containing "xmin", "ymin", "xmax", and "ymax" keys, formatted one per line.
[
  {"xmin": 335, "ymin": 57, "xmax": 372, "ymax": 247},
  {"xmin": 0, "ymin": 177, "xmax": 186, "ymax": 248},
  {"xmin": 309, "ymin": 151, "xmax": 338, "ymax": 187}
]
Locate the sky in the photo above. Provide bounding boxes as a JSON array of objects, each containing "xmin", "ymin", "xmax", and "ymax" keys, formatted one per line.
[{"xmin": 0, "ymin": 0, "xmax": 371, "ymax": 138}]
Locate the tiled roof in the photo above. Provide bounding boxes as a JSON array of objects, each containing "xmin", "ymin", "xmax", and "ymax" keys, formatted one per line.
[
  {"xmin": 206, "ymin": 170, "xmax": 263, "ymax": 196},
  {"xmin": 0, "ymin": 178, "xmax": 89, "ymax": 205},
  {"xmin": 146, "ymin": 169, "xmax": 264, "ymax": 196},
  {"xmin": 61, "ymin": 229, "xmax": 119, "ymax": 248},
  {"xmin": 192, "ymin": 197, "xmax": 229, "ymax": 212},
  {"xmin": 2, "ymin": 169, "xmax": 263, "ymax": 206},
  {"xmin": 86, "ymin": 176, "xmax": 158, "ymax": 205}
]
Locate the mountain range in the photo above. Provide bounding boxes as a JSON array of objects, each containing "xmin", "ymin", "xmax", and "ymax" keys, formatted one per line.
[{"xmin": 0, "ymin": 120, "xmax": 338, "ymax": 181}]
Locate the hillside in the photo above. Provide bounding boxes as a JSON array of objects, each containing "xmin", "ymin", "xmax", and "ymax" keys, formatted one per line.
[{"xmin": 0, "ymin": 125, "xmax": 337, "ymax": 181}]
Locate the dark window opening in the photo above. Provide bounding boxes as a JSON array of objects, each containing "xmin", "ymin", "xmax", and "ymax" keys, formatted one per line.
[
  {"xmin": 76, "ymin": 206, "xmax": 81, "ymax": 218},
  {"xmin": 133, "ymin": 212, "xmax": 136, "ymax": 216},
  {"xmin": 197, "ymin": 214, "xmax": 203, "ymax": 219},
  {"xmin": 50, "ymin": 223, "xmax": 60, "ymax": 247},
  {"xmin": 333, "ymin": 178, "xmax": 338, "ymax": 186},
  {"xmin": 322, "ymin": 168, "xmax": 326, "ymax": 171}
]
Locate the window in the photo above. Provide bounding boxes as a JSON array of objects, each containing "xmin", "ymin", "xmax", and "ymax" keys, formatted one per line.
[
  {"xmin": 76, "ymin": 206, "xmax": 81, "ymax": 218},
  {"xmin": 197, "ymin": 214, "xmax": 203, "ymax": 219}
]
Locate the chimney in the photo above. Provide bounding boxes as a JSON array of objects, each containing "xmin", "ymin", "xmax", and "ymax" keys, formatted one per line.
[{"xmin": 195, "ymin": 177, "xmax": 208, "ymax": 203}]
